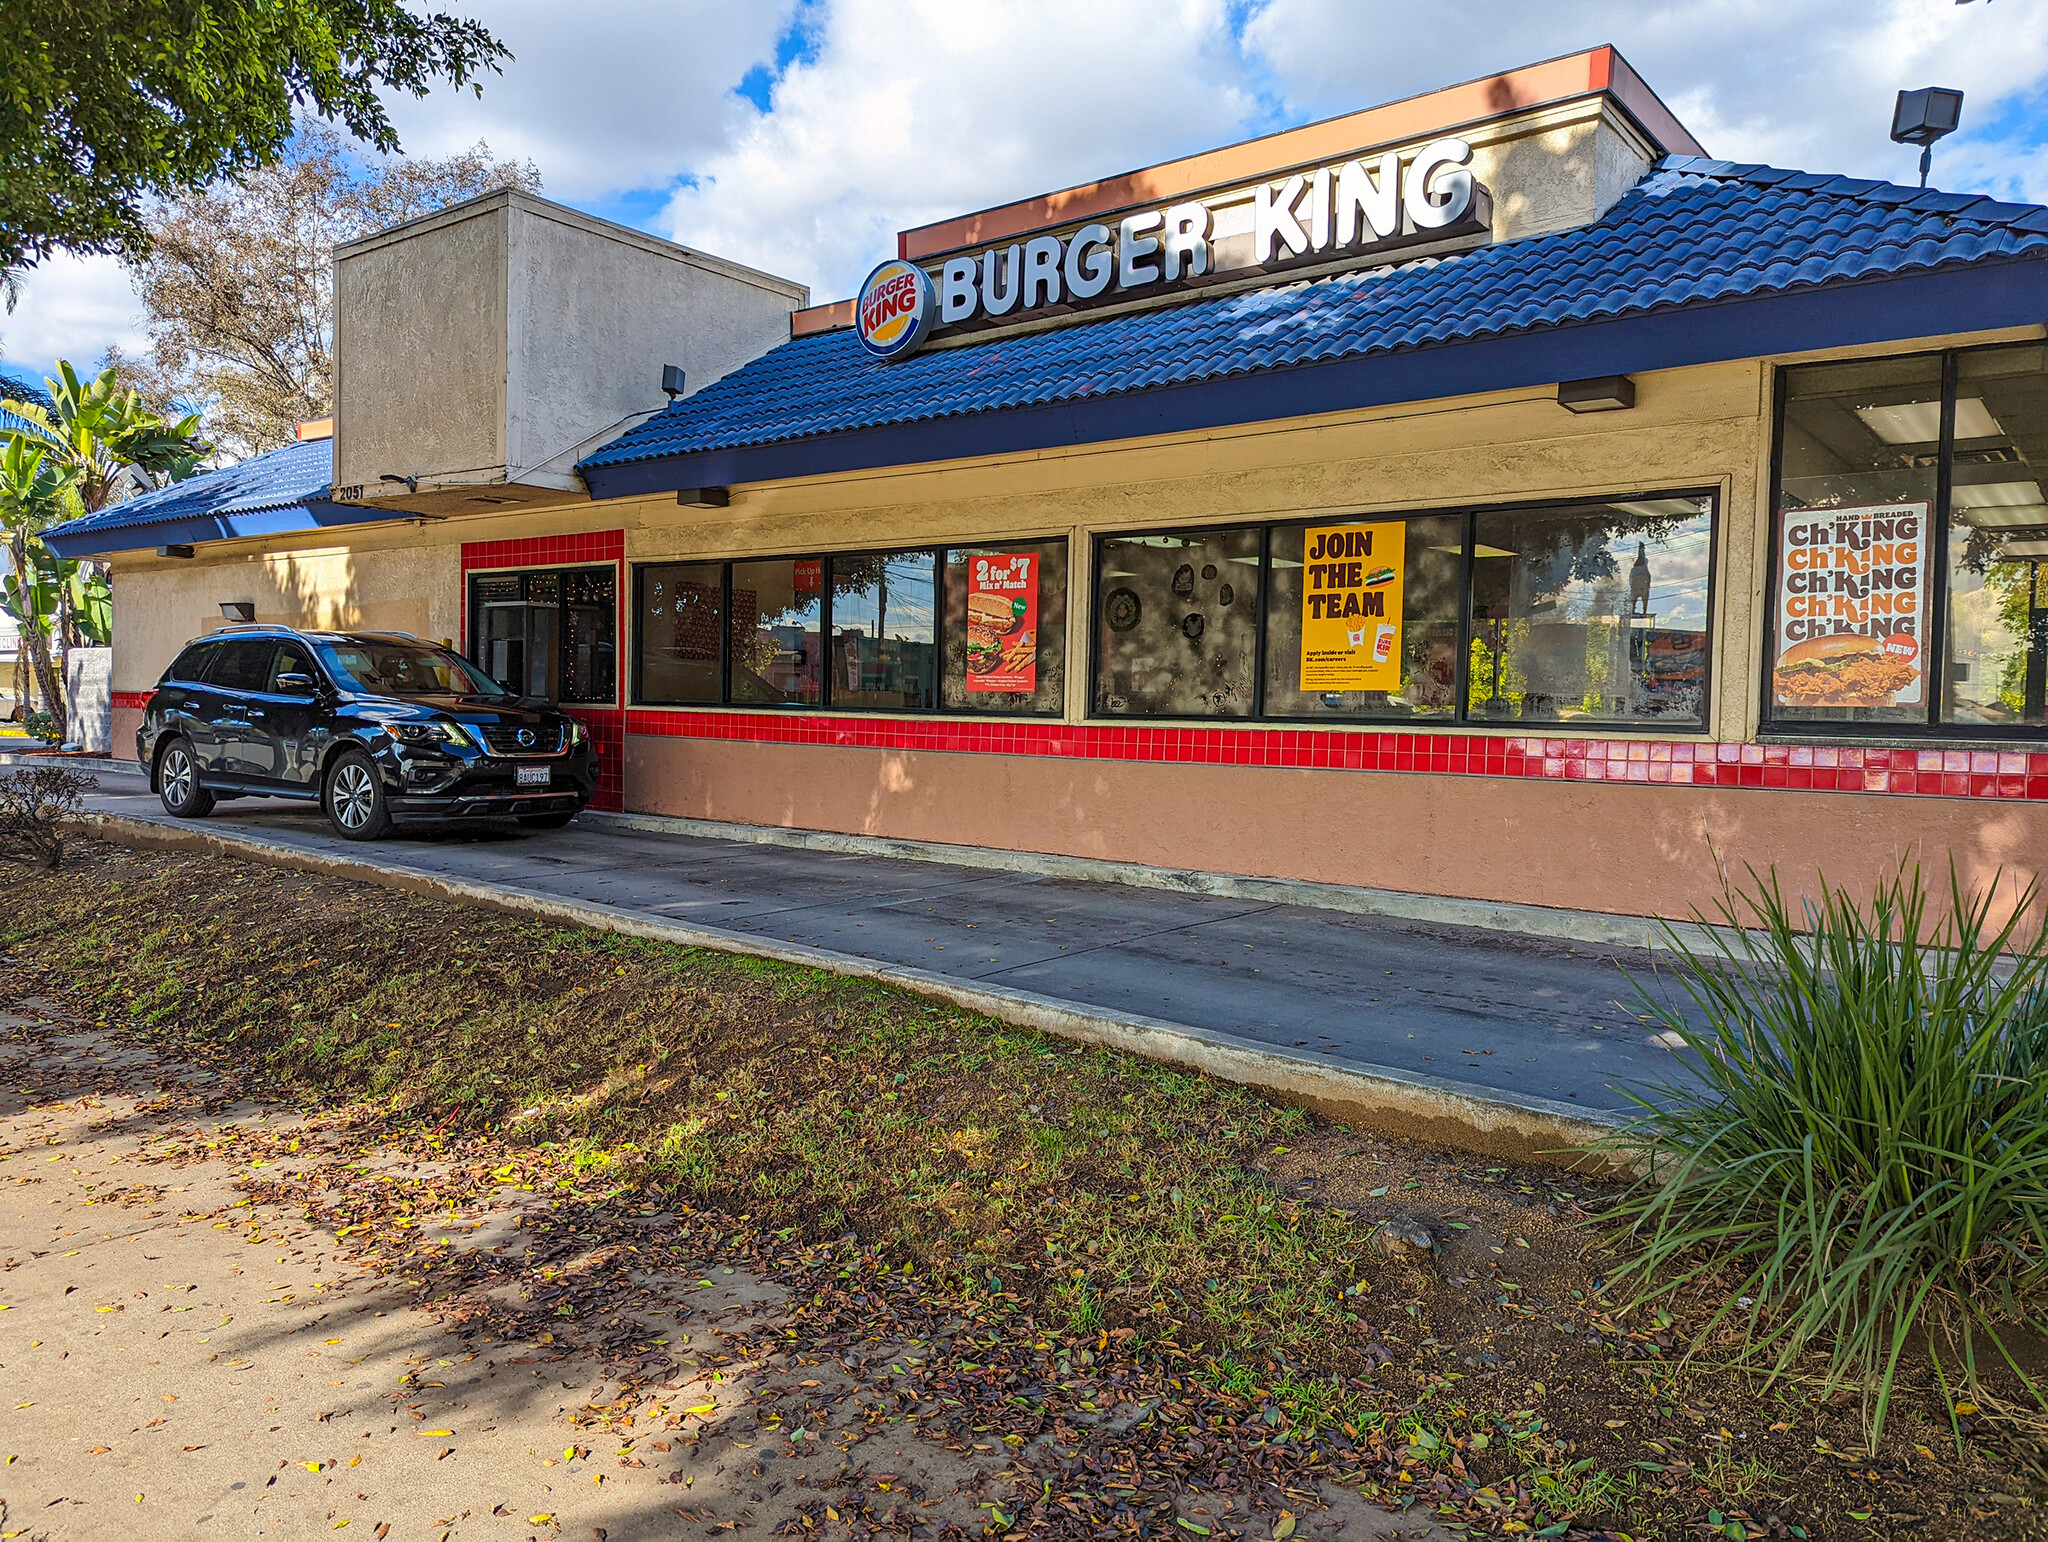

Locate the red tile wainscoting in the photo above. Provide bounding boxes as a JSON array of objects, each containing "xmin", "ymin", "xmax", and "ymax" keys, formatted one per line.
[
  {"xmin": 623, "ymin": 710, "xmax": 2048, "ymax": 805},
  {"xmin": 461, "ymin": 531, "xmax": 626, "ymax": 812},
  {"xmin": 111, "ymin": 691, "xmax": 154, "ymax": 711}
]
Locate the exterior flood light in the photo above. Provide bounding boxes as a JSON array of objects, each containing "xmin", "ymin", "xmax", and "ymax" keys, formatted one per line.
[
  {"xmin": 1891, "ymin": 87, "xmax": 1964, "ymax": 187},
  {"xmin": 1557, "ymin": 376, "xmax": 1636, "ymax": 413},
  {"xmin": 662, "ymin": 364, "xmax": 687, "ymax": 400},
  {"xmin": 219, "ymin": 601, "xmax": 256, "ymax": 622},
  {"xmin": 676, "ymin": 486, "xmax": 731, "ymax": 508}
]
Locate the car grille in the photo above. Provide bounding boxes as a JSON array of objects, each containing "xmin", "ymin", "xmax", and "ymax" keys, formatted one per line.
[{"xmin": 479, "ymin": 723, "xmax": 565, "ymax": 755}]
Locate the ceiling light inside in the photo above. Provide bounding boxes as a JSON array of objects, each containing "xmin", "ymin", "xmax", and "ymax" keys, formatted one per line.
[{"xmin": 1853, "ymin": 397, "xmax": 2002, "ymax": 444}]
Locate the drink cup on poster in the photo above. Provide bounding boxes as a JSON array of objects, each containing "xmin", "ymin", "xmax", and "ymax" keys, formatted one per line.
[{"xmin": 967, "ymin": 553, "xmax": 1038, "ymax": 693}]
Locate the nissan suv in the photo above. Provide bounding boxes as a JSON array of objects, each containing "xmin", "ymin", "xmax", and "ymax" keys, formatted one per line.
[{"xmin": 139, "ymin": 626, "xmax": 598, "ymax": 840}]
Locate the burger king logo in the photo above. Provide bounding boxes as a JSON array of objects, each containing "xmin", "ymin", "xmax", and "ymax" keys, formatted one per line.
[{"xmin": 855, "ymin": 259, "xmax": 936, "ymax": 360}]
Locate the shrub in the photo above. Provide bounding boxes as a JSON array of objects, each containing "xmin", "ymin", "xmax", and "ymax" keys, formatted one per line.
[
  {"xmin": 1605, "ymin": 860, "xmax": 2048, "ymax": 1447},
  {"xmin": 22, "ymin": 709, "xmax": 60, "ymax": 746},
  {"xmin": 0, "ymin": 765, "xmax": 97, "ymax": 869}
]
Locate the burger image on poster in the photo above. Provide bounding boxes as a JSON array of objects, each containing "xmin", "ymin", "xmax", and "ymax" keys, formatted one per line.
[{"xmin": 1773, "ymin": 633, "xmax": 1920, "ymax": 708}]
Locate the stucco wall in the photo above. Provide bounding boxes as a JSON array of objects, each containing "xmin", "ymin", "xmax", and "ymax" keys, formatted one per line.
[{"xmin": 624, "ymin": 733, "xmax": 2048, "ymax": 926}]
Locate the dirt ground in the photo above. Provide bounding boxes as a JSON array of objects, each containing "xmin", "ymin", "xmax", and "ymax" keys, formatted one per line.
[
  {"xmin": 0, "ymin": 1001, "xmax": 1450, "ymax": 1542},
  {"xmin": 4, "ymin": 841, "xmax": 2046, "ymax": 1541}
]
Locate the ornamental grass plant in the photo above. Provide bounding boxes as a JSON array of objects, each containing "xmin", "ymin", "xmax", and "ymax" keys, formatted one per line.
[{"xmin": 1606, "ymin": 860, "xmax": 2048, "ymax": 1448}]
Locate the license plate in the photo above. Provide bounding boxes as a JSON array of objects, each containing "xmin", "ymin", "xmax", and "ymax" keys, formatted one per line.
[{"xmin": 516, "ymin": 764, "xmax": 550, "ymax": 787}]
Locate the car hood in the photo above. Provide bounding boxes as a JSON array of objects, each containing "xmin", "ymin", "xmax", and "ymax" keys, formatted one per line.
[{"xmin": 353, "ymin": 694, "xmax": 563, "ymax": 723}]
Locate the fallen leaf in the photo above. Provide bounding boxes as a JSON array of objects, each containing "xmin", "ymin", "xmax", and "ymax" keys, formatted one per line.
[
  {"xmin": 88, "ymin": 1447, "xmax": 111, "ymax": 1456},
  {"xmin": 420, "ymin": 1430, "xmax": 453, "ymax": 1438}
]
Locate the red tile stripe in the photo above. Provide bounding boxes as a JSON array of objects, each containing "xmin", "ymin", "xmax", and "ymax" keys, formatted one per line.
[
  {"xmin": 112, "ymin": 690, "xmax": 154, "ymax": 710},
  {"xmin": 624, "ymin": 710, "xmax": 2048, "ymax": 803}
]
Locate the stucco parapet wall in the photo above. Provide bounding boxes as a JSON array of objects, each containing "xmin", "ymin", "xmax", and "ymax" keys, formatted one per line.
[
  {"xmin": 78, "ymin": 809, "xmax": 1627, "ymax": 1171},
  {"xmin": 333, "ymin": 187, "xmax": 808, "ymax": 302}
]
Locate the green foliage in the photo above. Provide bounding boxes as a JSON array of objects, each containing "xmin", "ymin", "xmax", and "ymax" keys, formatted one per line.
[
  {"xmin": 21, "ymin": 710, "xmax": 58, "ymax": 746},
  {"xmin": 1605, "ymin": 860, "xmax": 2048, "ymax": 1448},
  {"xmin": 0, "ymin": 0, "xmax": 509, "ymax": 269}
]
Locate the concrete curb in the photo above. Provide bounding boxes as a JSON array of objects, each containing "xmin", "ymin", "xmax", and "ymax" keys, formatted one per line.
[
  {"xmin": 586, "ymin": 808, "xmax": 1715, "ymax": 955},
  {"xmin": 80, "ymin": 810, "xmax": 1635, "ymax": 1171},
  {"xmin": 1, "ymin": 752, "xmax": 144, "ymax": 779}
]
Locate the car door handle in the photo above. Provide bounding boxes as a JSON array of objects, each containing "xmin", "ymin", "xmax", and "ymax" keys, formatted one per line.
[{"xmin": 247, "ymin": 707, "xmax": 266, "ymax": 718}]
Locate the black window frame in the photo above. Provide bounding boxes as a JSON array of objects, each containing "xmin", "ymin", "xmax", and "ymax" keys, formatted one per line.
[
  {"xmin": 1762, "ymin": 341, "xmax": 2048, "ymax": 740},
  {"xmin": 464, "ymin": 563, "xmax": 618, "ymax": 706},
  {"xmin": 1089, "ymin": 488, "xmax": 1722, "ymax": 730},
  {"xmin": 629, "ymin": 539, "xmax": 1070, "ymax": 718}
]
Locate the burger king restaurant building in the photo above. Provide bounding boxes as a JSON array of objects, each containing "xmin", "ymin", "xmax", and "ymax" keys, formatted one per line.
[{"xmin": 47, "ymin": 47, "xmax": 2048, "ymax": 926}]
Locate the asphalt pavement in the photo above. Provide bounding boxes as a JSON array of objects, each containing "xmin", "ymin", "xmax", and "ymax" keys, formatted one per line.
[{"xmin": 71, "ymin": 765, "xmax": 1700, "ymax": 1119}]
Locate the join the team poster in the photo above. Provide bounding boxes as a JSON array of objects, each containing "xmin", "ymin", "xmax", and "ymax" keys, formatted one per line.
[{"xmin": 1299, "ymin": 522, "xmax": 1405, "ymax": 692}]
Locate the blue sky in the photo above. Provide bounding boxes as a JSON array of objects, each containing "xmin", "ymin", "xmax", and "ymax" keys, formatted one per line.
[{"xmin": 6, "ymin": 0, "xmax": 2047, "ymax": 397}]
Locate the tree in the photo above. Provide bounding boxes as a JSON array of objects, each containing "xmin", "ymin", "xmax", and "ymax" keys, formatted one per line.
[
  {"xmin": 1, "ymin": 364, "xmax": 205, "ymax": 739},
  {"xmin": 0, "ymin": 0, "xmax": 509, "ymax": 272},
  {"xmin": 112, "ymin": 127, "xmax": 541, "ymax": 458}
]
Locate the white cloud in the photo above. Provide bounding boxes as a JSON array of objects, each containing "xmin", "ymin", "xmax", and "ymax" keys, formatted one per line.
[
  {"xmin": 1240, "ymin": 0, "xmax": 2048, "ymax": 195},
  {"xmin": 1, "ymin": 254, "xmax": 146, "ymax": 379},
  {"xmin": 658, "ymin": 0, "xmax": 1263, "ymax": 300},
  {"xmin": 380, "ymin": 0, "xmax": 796, "ymax": 203}
]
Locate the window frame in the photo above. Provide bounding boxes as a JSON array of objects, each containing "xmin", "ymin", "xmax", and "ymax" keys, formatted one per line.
[
  {"xmin": 1761, "ymin": 341, "xmax": 2048, "ymax": 740},
  {"xmin": 628, "ymin": 538, "xmax": 1071, "ymax": 718},
  {"xmin": 1088, "ymin": 487, "xmax": 1722, "ymax": 730}
]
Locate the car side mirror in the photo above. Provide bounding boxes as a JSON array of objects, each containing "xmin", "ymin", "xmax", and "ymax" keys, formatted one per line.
[{"xmin": 274, "ymin": 671, "xmax": 319, "ymax": 694}]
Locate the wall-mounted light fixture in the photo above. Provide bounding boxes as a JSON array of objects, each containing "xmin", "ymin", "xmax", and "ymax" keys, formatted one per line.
[
  {"xmin": 156, "ymin": 544, "xmax": 195, "ymax": 559},
  {"xmin": 676, "ymin": 486, "xmax": 731, "ymax": 508},
  {"xmin": 662, "ymin": 365, "xmax": 687, "ymax": 401},
  {"xmin": 380, "ymin": 473, "xmax": 420, "ymax": 494},
  {"xmin": 1557, "ymin": 375, "xmax": 1637, "ymax": 413},
  {"xmin": 219, "ymin": 601, "xmax": 256, "ymax": 623}
]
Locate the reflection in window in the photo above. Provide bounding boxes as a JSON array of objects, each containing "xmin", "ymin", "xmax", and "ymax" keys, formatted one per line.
[
  {"xmin": 1094, "ymin": 529, "xmax": 1260, "ymax": 717},
  {"xmin": 1772, "ymin": 356, "xmax": 1944, "ymax": 725},
  {"xmin": 637, "ymin": 562, "xmax": 723, "ymax": 705},
  {"xmin": 1466, "ymin": 498, "xmax": 1714, "ymax": 726},
  {"xmin": 1264, "ymin": 514, "xmax": 1462, "ymax": 718},
  {"xmin": 1944, "ymin": 343, "xmax": 2048, "ymax": 727},
  {"xmin": 731, "ymin": 558, "xmax": 823, "ymax": 706},
  {"xmin": 942, "ymin": 543, "xmax": 1067, "ymax": 715},
  {"xmin": 831, "ymin": 550, "xmax": 939, "ymax": 710}
]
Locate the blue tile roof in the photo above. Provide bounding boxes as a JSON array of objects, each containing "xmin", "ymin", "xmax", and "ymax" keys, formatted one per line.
[
  {"xmin": 583, "ymin": 156, "xmax": 2048, "ymax": 473},
  {"xmin": 43, "ymin": 435, "xmax": 332, "ymax": 543}
]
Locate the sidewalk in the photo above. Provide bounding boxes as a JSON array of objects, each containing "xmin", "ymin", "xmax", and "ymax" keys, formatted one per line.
[{"xmin": 76, "ymin": 768, "xmax": 1692, "ymax": 1123}]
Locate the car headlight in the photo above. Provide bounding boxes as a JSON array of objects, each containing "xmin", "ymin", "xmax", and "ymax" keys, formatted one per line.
[
  {"xmin": 381, "ymin": 719, "xmax": 466, "ymax": 746},
  {"xmin": 568, "ymin": 719, "xmax": 588, "ymax": 746}
]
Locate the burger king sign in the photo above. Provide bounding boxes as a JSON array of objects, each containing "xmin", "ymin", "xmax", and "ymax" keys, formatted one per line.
[{"xmin": 855, "ymin": 259, "xmax": 936, "ymax": 360}]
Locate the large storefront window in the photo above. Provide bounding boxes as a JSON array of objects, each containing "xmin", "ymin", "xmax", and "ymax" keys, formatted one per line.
[
  {"xmin": 633, "ymin": 541, "xmax": 1068, "ymax": 715},
  {"xmin": 468, "ymin": 566, "xmax": 616, "ymax": 704},
  {"xmin": 1088, "ymin": 492, "xmax": 1717, "ymax": 727},
  {"xmin": 1468, "ymin": 498, "xmax": 1713, "ymax": 725},
  {"xmin": 1093, "ymin": 529, "xmax": 1261, "ymax": 717},
  {"xmin": 1769, "ymin": 342, "xmax": 2048, "ymax": 735}
]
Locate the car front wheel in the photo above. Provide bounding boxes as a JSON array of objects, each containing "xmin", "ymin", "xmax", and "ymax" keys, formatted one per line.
[
  {"xmin": 323, "ymin": 749, "xmax": 393, "ymax": 840},
  {"xmin": 157, "ymin": 739, "xmax": 215, "ymax": 819}
]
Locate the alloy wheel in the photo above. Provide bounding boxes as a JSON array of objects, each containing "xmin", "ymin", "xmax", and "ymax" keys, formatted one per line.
[
  {"xmin": 163, "ymin": 747, "xmax": 194, "ymax": 809},
  {"xmin": 332, "ymin": 761, "xmax": 377, "ymax": 830}
]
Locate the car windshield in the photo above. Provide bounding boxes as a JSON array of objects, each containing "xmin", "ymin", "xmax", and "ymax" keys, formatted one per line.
[{"xmin": 316, "ymin": 640, "xmax": 510, "ymax": 698}]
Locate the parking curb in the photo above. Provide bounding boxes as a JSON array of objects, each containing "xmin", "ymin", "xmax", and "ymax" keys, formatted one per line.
[{"xmin": 80, "ymin": 810, "xmax": 1635, "ymax": 1171}]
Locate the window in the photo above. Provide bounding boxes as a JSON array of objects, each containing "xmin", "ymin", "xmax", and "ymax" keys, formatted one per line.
[
  {"xmin": 942, "ymin": 542, "xmax": 1068, "ymax": 714},
  {"xmin": 635, "ymin": 562, "xmax": 723, "ymax": 705},
  {"xmin": 165, "ymin": 641, "xmax": 218, "ymax": 682},
  {"xmin": 1769, "ymin": 343, "xmax": 2048, "ymax": 734},
  {"xmin": 266, "ymin": 641, "xmax": 320, "ymax": 692},
  {"xmin": 1264, "ymin": 514, "xmax": 1462, "ymax": 719},
  {"xmin": 319, "ymin": 640, "xmax": 507, "ymax": 698},
  {"xmin": 1093, "ymin": 528, "xmax": 1261, "ymax": 717},
  {"xmin": 731, "ymin": 558, "xmax": 824, "ymax": 706},
  {"xmin": 1467, "ymin": 497, "xmax": 1714, "ymax": 725},
  {"xmin": 204, "ymin": 639, "xmax": 277, "ymax": 693},
  {"xmin": 1089, "ymin": 493, "xmax": 1717, "ymax": 727},
  {"xmin": 468, "ymin": 567, "xmax": 616, "ymax": 704},
  {"xmin": 631, "ymin": 541, "xmax": 1068, "ymax": 715},
  {"xmin": 832, "ymin": 549, "xmax": 938, "ymax": 710}
]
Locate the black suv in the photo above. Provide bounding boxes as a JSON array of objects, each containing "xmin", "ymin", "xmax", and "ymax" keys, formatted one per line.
[{"xmin": 139, "ymin": 626, "xmax": 598, "ymax": 840}]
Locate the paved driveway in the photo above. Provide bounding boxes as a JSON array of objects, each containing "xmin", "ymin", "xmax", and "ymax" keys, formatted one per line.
[{"xmin": 81, "ymin": 773, "xmax": 1696, "ymax": 1118}]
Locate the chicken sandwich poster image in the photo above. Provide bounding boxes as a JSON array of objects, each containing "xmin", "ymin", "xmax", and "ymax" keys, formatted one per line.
[
  {"xmin": 1299, "ymin": 522, "xmax": 1405, "ymax": 692},
  {"xmin": 966, "ymin": 553, "xmax": 1037, "ymax": 693},
  {"xmin": 1773, "ymin": 501, "xmax": 1928, "ymax": 710}
]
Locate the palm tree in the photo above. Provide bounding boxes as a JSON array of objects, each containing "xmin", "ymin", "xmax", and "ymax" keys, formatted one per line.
[{"xmin": 0, "ymin": 362, "xmax": 206, "ymax": 738}]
